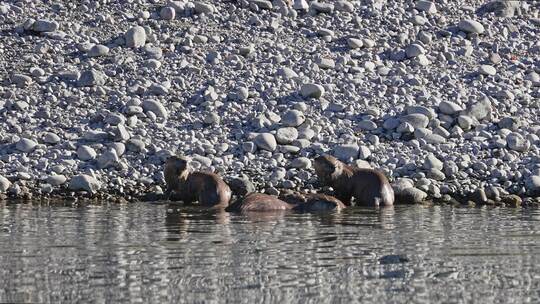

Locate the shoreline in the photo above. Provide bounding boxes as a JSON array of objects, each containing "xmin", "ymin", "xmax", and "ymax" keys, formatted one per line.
[{"xmin": 1, "ymin": 186, "xmax": 538, "ymax": 209}]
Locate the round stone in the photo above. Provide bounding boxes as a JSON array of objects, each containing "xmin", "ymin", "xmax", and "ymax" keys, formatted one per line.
[
  {"xmin": 142, "ymin": 99, "xmax": 168, "ymax": 118},
  {"xmin": 78, "ymin": 69, "xmax": 106, "ymax": 87},
  {"xmin": 400, "ymin": 114, "xmax": 429, "ymax": 129},
  {"xmin": 16, "ymin": 138, "xmax": 38, "ymax": 153},
  {"xmin": 281, "ymin": 110, "xmax": 305, "ymax": 127},
  {"xmin": 43, "ymin": 133, "xmax": 61, "ymax": 144},
  {"xmin": 127, "ymin": 139, "xmax": 146, "ymax": 152},
  {"xmin": 458, "ymin": 19, "xmax": 485, "ymax": 34},
  {"xmin": 32, "ymin": 19, "xmax": 59, "ymax": 32},
  {"xmin": 300, "ymin": 83, "xmax": 325, "ymax": 99},
  {"xmin": 358, "ymin": 120, "xmax": 377, "ymax": 131},
  {"xmin": 87, "ymin": 44, "xmax": 109, "ymax": 57},
  {"xmin": 438, "ymin": 101, "xmax": 463, "ymax": 115},
  {"xmin": 276, "ymin": 127, "xmax": 299, "ymax": 144},
  {"xmin": 69, "ymin": 175, "xmax": 101, "ymax": 193},
  {"xmin": 479, "ymin": 65, "xmax": 496, "ymax": 76},
  {"xmin": 46, "ymin": 175, "xmax": 67, "ymax": 186},
  {"xmin": 160, "ymin": 6, "xmax": 176, "ymax": 20},
  {"xmin": 290, "ymin": 157, "xmax": 312, "ymax": 169},
  {"xmin": 397, "ymin": 187, "xmax": 428, "ymax": 204},
  {"xmin": 506, "ymin": 133, "xmax": 530, "ymax": 152},
  {"xmin": 358, "ymin": 145, "xmax": 371, "ymax": 160},
  {"xmin": 77, "ymin": 145, "xmax": 97, "ymax": 161},
  {"xmin": 254, "ymin": 133, "xmax": 277, "ymax": 152},
  {"xmin": 416, "ymin": 1, "xmax": 436, "ymax": 14},
  {"xmin": 405, "ymin": 43, "xmax": 425, "ymax": 58},
  {"xmin": 0, "ymin": 175, "xmax": 11, "ymax": 193},
  {"xmin": 125, "ymin": 26, "xmax": 146, "ymax": 48},
  {"xmin": 424, "ymin": 153, "xmax": 443, "ymax": 170},
  {"xmin": 347, "ymin": 38, "xmax": 363, "ymax": 49},
  {"xmin": 334, "ymin": 144, "xmax": 359, "ymax": 162}
]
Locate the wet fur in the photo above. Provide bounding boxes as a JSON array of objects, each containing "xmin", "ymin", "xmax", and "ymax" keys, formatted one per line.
[
  {"xmin": 281, "ymin": 191, "xmax": 347, "ymax": 212},
  {"xmin": 164, "ymin": 156, "xmax": 231, "ymax": 207},
  {"xmin": 226, "ymin": 193, "xmax": 292, "ymax": 212},
  {"xmin": 314, "ymin": 155, "xmax": 394, "ymax": 207}
]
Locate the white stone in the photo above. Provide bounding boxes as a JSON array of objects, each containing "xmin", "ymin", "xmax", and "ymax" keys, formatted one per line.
[
  {"xmin": 46, "ymin": 175, "xmax": 67, "ymax": 186},
  {"xmin": 0, "ymin": 175, "xmax": 11, "ymax": 193},
  {"xmin": 87, "ymin": 45, "xmax": 109, "ymax": 57},
  {"xmin": 300, "ymin": 83, "xmax": 325, "ymax": 99},
  {"xmin": 393, "ymin": 178, "xmax": 414, "ymax": 192},
  {"xmin": 78, "ymin": 70, "xmax": 106, "ymax": 87},
  {"xmin": 278, "ymin": 67, "xmax": 298, "ymax": 78},
  {"xmin": 276, "ymin": 127, "xmax": 298, "ymax": 144},
  {"xmin": 400, "ymin": 114, "xmax": 429, "ymax": 129},
  {"xmin": 282, "ymin": 110, "xmax": 305, "ymax": 127},
  {"xmin": 458, "ymin": 19, "xmax": 485, "ymax": 34},
  {"xmin": 254, "ymin": 133, "xmax": 277, "ymax": 152},
  {"xmin": 506, "ymin": 133, "xmax": 530, "ymax": 152},
  {"xmin": 438, "ymin": 101, "xmax": 463, "ymax": 115},
  {"xmin": 77, "ymin": 145, "xmax": 97, "ymax": 161},
  {"xmin": 424, "ymin": 153, "xmax": 443, "ymax": 171},
  {"xmin": 416, "ymin": 1, "xmax": 436, "ymax": 14},
  {"xmin": 97, "ymin": 149, "xmax": 119, "ymax": 169},
  {"xmin": 334, "ymin": 144, "xmax": 359, "ymax": 161},
  {"xmin": 11, "ymin": 74, "xmax": 32, "ymax": 87},
  {"xmin": 142, "ymin": 99, "xmax": 168, "ymax": 118},
  {"xmin": 358, "ymin": 146, "xmax": 371, "ymax": 160},
  {"xmin": 125, "ymin": 26, "xmax": 146, "ymax": 48},
  {"xmin": 347, "ymin": 38, "xmax": 363, "ymax": 49},
  {"xmin": 43, "ymin": 132, "xmax": 60, "ymax": 144},
  {"xmin": 16, "ymin": 138, "xmax": 38, "ymax": 153},
  {"xmin": 293, "ymin": 0, "xmax": 309, "ymax": 10},
  {"xmin": 479, "ymin": 65, "xmax": 496, "ymax": 76},
  {"xmin": 457, "ymin": 115, "xmax": 474, "ymax": 130},
  {"xmin": 193, "ymin": 2, "xmax": 215, "ymax": 14},
  {"xmin": 335, "ymin": 0, "xmax": 354, "ymax": 12},
  {"xmin": 405, "ymin": 44, "xmax": 425, "ymax": 58},
  {"xmin": 525, "ymin": 176, "xmax": 540, "ymax": 194},
  {"xmin": 69, "ymin": 175, "xmax": 101, "ymax": 193}
]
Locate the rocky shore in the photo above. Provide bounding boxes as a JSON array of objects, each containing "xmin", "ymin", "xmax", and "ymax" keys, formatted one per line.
[{"xmin": 1, "ymin": 0, "xmax": 540, "ymax": 207}]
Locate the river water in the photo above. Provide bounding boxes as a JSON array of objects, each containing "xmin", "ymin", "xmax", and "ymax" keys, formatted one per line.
[{"xmin": 1, "ymin": 202, "xmax": 539, "ymax": 303}]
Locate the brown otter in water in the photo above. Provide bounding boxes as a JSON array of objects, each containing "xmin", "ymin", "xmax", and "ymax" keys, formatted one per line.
[
  {"xmin": 280, "ymin": 191, "xmax": 347, "ymax": 212},
  {"xmin": 313, "ymin": 154, "xmax": 394, "ymax": 207},
  {"xmin": 226, "ymin": 191, "xmax": 346, "ymax": 213},
  {"xmin": 226, "ymin": 193, "xmax": 293, "ymax": 212},
  {"xmin": 164, "ymin": 155, "xmax": 232, "ymax": 208}
]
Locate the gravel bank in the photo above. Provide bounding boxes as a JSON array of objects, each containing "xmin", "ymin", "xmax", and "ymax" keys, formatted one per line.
[{"xmin": 1, "ymin": 0, "xmax": 540, "ymax": 207}]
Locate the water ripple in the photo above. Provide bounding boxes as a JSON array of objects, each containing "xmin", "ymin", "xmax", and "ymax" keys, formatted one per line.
[{"xmin": 1, "ymin": 203, "xmax": 540, "ymax": 303}]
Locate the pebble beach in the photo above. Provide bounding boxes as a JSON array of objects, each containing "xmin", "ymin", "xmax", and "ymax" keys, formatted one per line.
[{"xmin": 1, "ymin": 0, "xmax": 539, "ymax": 206}]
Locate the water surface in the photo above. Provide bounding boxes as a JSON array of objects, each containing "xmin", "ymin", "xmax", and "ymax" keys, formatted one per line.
[{"xmin": 1, "ymin": 202, "xmax": 540, "ymax": 303}]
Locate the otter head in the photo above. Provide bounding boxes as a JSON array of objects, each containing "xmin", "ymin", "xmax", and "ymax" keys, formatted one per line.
[
  {"xmin": 166, "ymin": 155, "xmax": 190, "ymax": 176},
  {"xmin": 313, "ymin": 154, "xmax": 344, "ymax": 185}
]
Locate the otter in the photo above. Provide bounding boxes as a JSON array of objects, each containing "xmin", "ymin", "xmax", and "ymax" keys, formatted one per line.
[
  {"xmin": 313, "ymin": 154, "xmax": 394, "ymax": 207},
  {"xmin": 164, "ymin": 155, "xmax": 232, "ymax": 208},
  {"xmin": 281, "ymin": 191, "xmax": 347, "ymax": 212},
  {"xmin": 226, "ymin": 191, "xmax": 346, "ymax": 213},
  {"xmin": 225, "ymin": 193, "xmax": 293, "ymax": 212}
]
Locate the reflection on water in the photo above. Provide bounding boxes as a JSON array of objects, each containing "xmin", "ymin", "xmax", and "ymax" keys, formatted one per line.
[{"xmin": 1, "ymin": 202, "xmax": 540, "ymax": 303}]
